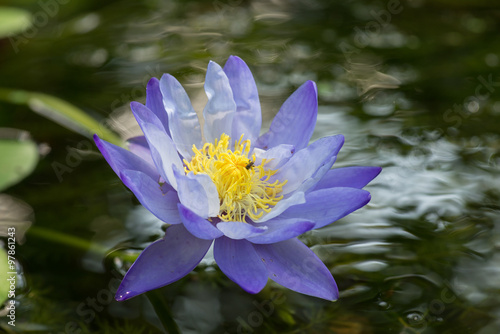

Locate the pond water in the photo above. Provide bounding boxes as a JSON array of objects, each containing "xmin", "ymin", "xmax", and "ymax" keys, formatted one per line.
[{"xmin": 1, "ymin": 0, "xmax": 500, "ymax": 333}]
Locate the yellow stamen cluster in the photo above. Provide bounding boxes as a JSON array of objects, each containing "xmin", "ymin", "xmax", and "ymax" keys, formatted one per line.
[{"xmin": 184, "ymin": 134, "xmax": 287, "ymax": 222}]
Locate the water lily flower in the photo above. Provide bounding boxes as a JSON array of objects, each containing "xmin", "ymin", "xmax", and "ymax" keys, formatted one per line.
[{"xmin": 94, "ymin": 56, "xmax": 380, "ymax": 302}]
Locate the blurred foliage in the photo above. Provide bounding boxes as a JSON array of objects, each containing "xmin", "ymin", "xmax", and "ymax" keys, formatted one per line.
[
  {"xmin": 0, "ymin": 248, "xmax": 9, "ymax": 305},
  {"xmin": 0, "ymin": 89, "xmax": 122, "ymax": 145},
  {"xmin": 0, "ymin": 7, "xmax": 32, "ymax": 38}
]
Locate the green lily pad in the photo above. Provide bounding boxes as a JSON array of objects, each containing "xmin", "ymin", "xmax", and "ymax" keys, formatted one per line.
[
  {"xmin": 0, "ymin": 247, "xmax": 9, "ymax": 305},
  {"xmin": 0, "ymin": 129, "xmax": 39, "ymax": 191},
  {"xmin": 0, "ymin": 7, "xmax": 32, "ymax": 39}
]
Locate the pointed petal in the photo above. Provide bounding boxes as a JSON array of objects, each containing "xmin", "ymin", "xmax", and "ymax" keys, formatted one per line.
[
  {"xmin": 253, "ymin": 144, "xmax": 295, "ymax": 170},
  {"xmin": 94, "ymin": 135, "xmax": 158, "ymax": 181},
  {"xmin": 214, "ymin": 237, "xmax": 268, "ymax": 294},
  {"xmin": 120, "ymin": 170, "xmax": 181, "ymax": 224},
  {"xmin": 256, "ymin": 81, "xmax": 318, "ymax": 151},
  {"xmin": 115, "ymin": 224, "xmax": 212, "ymax": 301},
  {"xmin": 130, "ymin": 101, "xmax": 164, "ymax": 134},
  {"xmin": 313, "ymin": 166, "xmax": 382, "ymax": 190},
  {"xmin": 160, "ymin": 74, "xmax": 202, "ymax": 159},
  {"xmin": 146, "ymin": 77, "xmax": 170, "ymax": 136},
  {"xmin": 203, "ymin": 61, "xmax": 236, "ymax": 143},
  {"xmin": 254, "ymin": 238, "xmax": 338, "ymax": 301},
  {"xmin": 173, "ymin": 167, "xmax": 220, "ymax": 218},
  {"xmin": 223, "ymin": 55, "xmax": 262, "ymax": 143},
  {"xmin": 272, "ymin": 135, "xmax": 344, "ymax": 195},
  {"xmin": 178, "ymin": 203, "xmax": 223, "ymax": 240},
  {"xmin": 126, "ymin": 136, "xmax": 155, "ymax": 167},
  {"xmin": 246, "ymin": 218, "xmax": 315, "ymax": 244},
  {"xmin": 216, "ymin": 221, "xmax": 266, "ymax": 239},
  {"xmin": 130, "ymin": 102, "xmax": 183, "ymax": 189},
  {"xmin": 279, "ymin": 187, "xmax": 371, "ymax": 229}
]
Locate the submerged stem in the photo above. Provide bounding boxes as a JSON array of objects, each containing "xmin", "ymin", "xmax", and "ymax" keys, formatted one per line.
[
  {"xmin": 146, "ymin": 290, "xmax": 180, "ymax": 334},
  {"xmin": 27, "ymin": 226, "xmax": 138, "ymax": 262}
]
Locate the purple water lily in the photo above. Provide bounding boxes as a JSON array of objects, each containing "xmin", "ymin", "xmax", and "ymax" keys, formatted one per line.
[{"xmin": 94, "ymin": 56, "xmax": 380, "ymax": 302}]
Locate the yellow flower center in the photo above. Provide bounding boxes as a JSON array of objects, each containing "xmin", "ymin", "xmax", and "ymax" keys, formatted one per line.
[{"xmin": 184, "ymin": 134, "xmax": 287, "ymax": 222}]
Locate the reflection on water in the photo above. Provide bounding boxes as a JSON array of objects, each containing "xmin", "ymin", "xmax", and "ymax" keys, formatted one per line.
[
  {"xmin": 308, "ymin": 102, "xmax": 500, "ymax": 331},
  {"xmin": 1, "ymin": 0, "xmax": 500, "ymax": 332}
]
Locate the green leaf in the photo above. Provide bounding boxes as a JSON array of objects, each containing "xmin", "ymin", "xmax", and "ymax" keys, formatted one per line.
[
  {"xmin": 0, "ymin": 130, "xmax": 39, "ymax": 191},
  {"xmin": 0, "ymin": 88, "xmax": 123, "ymax": 146},
  {"xmin": 0, "ymin": 7, "xmax": 32, "ymax": 38},
  {"xmin": 0, "ymin": 247, "xmax": 9, "ymax": 305}
]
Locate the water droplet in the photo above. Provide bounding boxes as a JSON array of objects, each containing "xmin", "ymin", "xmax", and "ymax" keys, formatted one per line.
[
  {"xmin": 378, "ymin": 301, "xmax": 389, "ymax": 309},
  {"xmin": 406, "ymin": 312, "xmax": 425, "ymax": 326}
]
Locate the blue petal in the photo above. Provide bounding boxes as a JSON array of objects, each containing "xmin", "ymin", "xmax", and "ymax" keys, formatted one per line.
[
  {"xmin": 246, "ymin": 218, "xmax": 315, "ymax": 244},
  {"xmin": 256, "ymin": 81, "xmax": 318, "ymax": 151},
  {"xmin": 214, "ymin": 237, "xmax": 268, "ymax": 294},
  {"xmin": 254, "ymin": 238, "xmax": 338, "ymax": 301},
  {"xmin": 256, "ymin": 191, "xmax": 305, "ymax": 222},
  {"xmin": 313, "ymin": 166, "xmax": 382, "ymax": 190},
  {"xmin": 223, "ymin": 55, "xmax": 262, "ymax": 143},
  {"xmin": 160, "ymin": 74, "xmax": 202, "ymax": 159},
  {"xmin": 131, "ymin": 101, "xmax": 164, "ymax": 129},
  {"xmin": 126, "ymin": 136, "xmax": 155, "ymax": 167},
  {"xmin": 130, "ymin": 102, "xmax": 183, "ymax": 189},
  {"xmin": 253, "ymin": 144, "xmax": 295, "ymax": 170},
  {"xmin": 272, "ymin": 135, "xmax": 344, "ymax": 195},
  {"xmin": 115, "ymin": 224, "xmax": 212, "ymax": 301},
  {"xmin": 173, "ymin": 167, "xmax": 220, "ymax": 218},
  {"xmin": 203, "ymin": 61, "xmax": 236, "ymax": 143},
  {"xmin": 178, "ymin": 203, "xmax": 223, "ymax": 240},
  {"xmin": 146, "ymin": 77, "xmax": 170, "ymax": 136},
  {"xmin": 120, "ymin": 170, "xmax": 181, "ymax": 224},
  {"xmin": 216, "ymin": 221, "xmax": 265, "ymax": 239},
  {"xmin": 94, "ymin": 135, "xmax": 158, "ymax": 181},
  {"xmin": 278, "ymin": 187, "xmax": 371, "ymax": 229}
]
